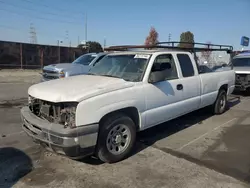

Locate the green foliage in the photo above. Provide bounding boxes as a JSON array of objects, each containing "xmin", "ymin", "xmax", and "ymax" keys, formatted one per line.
[
  {"xmin": 179, "ymin": 31, "xmax": 195, "ymax": 48},
  {"xmin": 201, "ymin": 41, "xmax": 212, "ymax": 61},
  {"xmin": 78, "ymin": 41, "xmax": 103, "ymax": 53}
]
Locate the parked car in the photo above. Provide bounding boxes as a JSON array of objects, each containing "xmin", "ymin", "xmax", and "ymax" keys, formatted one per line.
[
  {"xmin": 21, "ymin": 43, "xmax": 235, "ymax": 163},
  {"xmin": 232, "ymin": 51, "xmax": 250, "ymax": 92},
  {"xmin": 41, "ymin": 52, "xmax": 107, "ymax": 82}
]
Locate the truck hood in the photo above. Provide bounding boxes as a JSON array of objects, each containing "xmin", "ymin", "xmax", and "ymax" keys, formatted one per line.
[
  {"xmin": 43, "ymin": 63, "xmax": 89, "ymax": 72},
  {"xmin": 234, "ymin": 66, "xmax": 250, "ymax": 74},
  {"xmin": 28, "ymin": 75, "xmax": 135, "ymax": 102}
]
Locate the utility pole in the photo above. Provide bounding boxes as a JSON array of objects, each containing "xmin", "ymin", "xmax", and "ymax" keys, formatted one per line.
[
  {"xmin": 168, "ymin": 33, "xmax": 171, "ymax": 45},
  {"xmin": 57, "ymin": 40, "xmax": 63, "ymax": 63},
  {"xmin": 77, "ymin": 36, "xmax": 80, "ymax": 45},
  {"xmin": 104, "ymin": 37, "xmax": 106, "ymax": 48},
  {"xmin": 85, "ymin": 13, "xmax": 88, "ymax": 43},
  {"xmin": 20, "ymin": 43, "xmax": 23, "ymax": 69},
  {"xmin": 29, "ymin": 23, "xmax": 37, "ymax": 44},
  {"xmin": 40, "ymin": 47, "xmax": 44, "ymax": 69},
  {"xmin": 65, "ymin": 30, "xmax": 69, "ymax": 46}
]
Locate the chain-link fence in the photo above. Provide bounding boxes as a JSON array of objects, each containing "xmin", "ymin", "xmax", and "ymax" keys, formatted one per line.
[{"xmin": 0, "ymin": 41, "xmax": 87, "ymax": 69}]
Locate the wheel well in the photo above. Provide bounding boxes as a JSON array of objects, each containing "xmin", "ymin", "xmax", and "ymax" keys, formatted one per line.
[
  {"xmin": 219, "ymin": 84, "xmax": 228, "ymax": 93},
  {"xmin": 99, "ymin": 107, "xmax": 140, "ymax": 131}
]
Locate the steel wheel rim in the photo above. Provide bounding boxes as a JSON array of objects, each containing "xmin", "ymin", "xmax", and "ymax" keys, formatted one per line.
[
  {"xmin": 106, "ymin": 124, "xmax": 131, "ymax": 155},
  {"xmin": 219, "ymin": 94, "xmax": 226, "ymax": 112}
]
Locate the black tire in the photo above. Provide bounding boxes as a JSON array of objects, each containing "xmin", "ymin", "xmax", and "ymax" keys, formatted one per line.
[
  {"xmin": 96, "ymin": 113, "xmax": 136, "ymax": 163},
  {"xmin": 245, "ymin": 87, "xmax": 250, "ymax": 96},
  {"xmin": 213, "ymin": 89, "xmax": 227, "ymax": 114}
]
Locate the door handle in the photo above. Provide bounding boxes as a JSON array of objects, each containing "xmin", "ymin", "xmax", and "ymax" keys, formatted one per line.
[{"xmin": 177, "ymin": 84, "xmax": 183, "ymax": 90}]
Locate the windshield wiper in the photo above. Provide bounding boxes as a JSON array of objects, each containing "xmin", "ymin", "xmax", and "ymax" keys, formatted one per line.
[
  {"xmin": 88, "ymin": 73, "xmax": 129, "ymax": 81},
  {"xmin": 101, "ymin": 74, "xmax": 122, "ymax": 79},
  {"xmin": 87, "ymin": 73, "xmax": 97, "ymax": 75},
  {"xmin": 101, "ymin": 74, "xmax": 131, "ymax": 81}
]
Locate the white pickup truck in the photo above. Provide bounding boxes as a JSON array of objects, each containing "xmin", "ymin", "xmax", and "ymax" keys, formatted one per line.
[{"xmin": 21, "ymin": 43, "xmax": 235, "ymax": 163}]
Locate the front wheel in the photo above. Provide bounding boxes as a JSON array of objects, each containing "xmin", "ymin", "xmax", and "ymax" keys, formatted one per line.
[
  {"xmin": 96, "ymin": 113, "xmax": 136, "ymax": 163},
  {"xmin": 213, "ymin": 89, "xmax": 227, "ymax": 114}
]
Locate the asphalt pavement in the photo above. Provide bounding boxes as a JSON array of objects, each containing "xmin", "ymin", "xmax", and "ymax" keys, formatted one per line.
[{"xmin": 0, "ymin": 72, "xmax": 250, "ymax": 188}]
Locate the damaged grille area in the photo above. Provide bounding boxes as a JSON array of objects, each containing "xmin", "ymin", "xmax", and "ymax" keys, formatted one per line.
[
  {"xmin": 28, "ymin": 96, "xmax": 77, "ymax": 128},
  {"xmin": 235, "ymin": 74, "xmax": 248, "ymax": 85},
  {"xmin": 43, "ymin": 69, "xmax": 58, "ymax": 74},
  {"xmin": 42, "ymin": 69, "xmax": 60, "ymax": 80}
]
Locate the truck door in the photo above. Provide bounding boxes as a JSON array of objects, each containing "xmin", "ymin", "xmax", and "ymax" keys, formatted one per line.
[
  {"xmin": 175, "ymin": 53, "xmax": 201, "ymax": 113},
  {"xmin": 144, "ymin": 54, "xmax": 183, "ymax": 128}
]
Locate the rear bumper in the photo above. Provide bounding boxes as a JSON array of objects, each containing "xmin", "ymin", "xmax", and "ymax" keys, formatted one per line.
[{"xmin": 21, "ymin": 106, "xmax": 99, "ymax": 158}]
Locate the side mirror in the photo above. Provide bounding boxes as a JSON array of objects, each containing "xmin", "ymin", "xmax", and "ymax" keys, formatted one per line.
[{"xmin": 149, "ymin": 63, "xmax": 171, "ymax": 83}]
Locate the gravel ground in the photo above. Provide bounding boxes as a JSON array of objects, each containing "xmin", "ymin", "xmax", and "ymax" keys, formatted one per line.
[
  {"xmin": 0, "ymin": 69, "xmax": 41, "ymax": 83},
  {"xmin": 13, "ymin": 147, "xmax": 249, "ymax": 188}
]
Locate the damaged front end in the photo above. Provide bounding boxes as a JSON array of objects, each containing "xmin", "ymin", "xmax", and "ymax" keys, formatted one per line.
[
  {"xmin": 21, "ymin": 96, "xmax": 98, "ymax": 158},
  {"xmin": 28, "ymin": 95, "xmax": 77, "ymax": 129},
  {"xmin": 235, "ymin": 74, "xmax": 250, "ymax": 91}
]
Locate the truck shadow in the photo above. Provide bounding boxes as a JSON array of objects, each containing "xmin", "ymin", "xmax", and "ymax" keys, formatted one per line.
[
  {"xmin": 0, "ymin": 147, "xmax": 33, "ymax": 188},
  {"xmin": 232, "ymin": 90, "xmax": 250, "ymax": 97},
  {"xmin": 133, "ymin": 97, "xmax": 241, "ymax": 157},
  {"xmin": 136, "ymin": 107, "xmax": 213, "ymax": 148}
]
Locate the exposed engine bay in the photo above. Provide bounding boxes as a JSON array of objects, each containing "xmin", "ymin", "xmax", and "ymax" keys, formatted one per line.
[{"xmin": 28, "ymin": 96, "xmax": 77, "ymax": 128}]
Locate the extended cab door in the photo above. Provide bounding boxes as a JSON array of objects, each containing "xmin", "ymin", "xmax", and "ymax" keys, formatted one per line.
[
  {"xmin": 174, "ymin": 53, "xmax": 201, "ymax": 113},
  {"xmin": 144, "ymin": 53, "xmax": 184, "ymax": 128}
]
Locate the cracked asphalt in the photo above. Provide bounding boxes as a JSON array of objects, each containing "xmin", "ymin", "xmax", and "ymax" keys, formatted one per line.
[{"xmin": 0, "ymin": 70, "xmax": 250, "ymax": 188}]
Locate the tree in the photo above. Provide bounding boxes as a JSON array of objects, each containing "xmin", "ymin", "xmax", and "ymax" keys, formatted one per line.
[
  {"xmin": 145, "ymin": 27, "xmax": 159, "ymax": 46},
  {"xmin": 78, "ymin": 41, "xmax": 103, "ymax": 53},
  {"xmin": 179, "ymin": 31, "xmax": 195, "ymax": 48},
  {"xmin": 201, "ymin": 42, "xmax": 212, "ymax": 62}
]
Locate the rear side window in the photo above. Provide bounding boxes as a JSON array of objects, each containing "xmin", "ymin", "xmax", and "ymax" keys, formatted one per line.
[
  {"xmin": 177, "ymin": 54, "xmax": 194, "ymax": 77},
  {"xmin": 93, "ymin": 55, "xmax": 106, "ymax": 66}
]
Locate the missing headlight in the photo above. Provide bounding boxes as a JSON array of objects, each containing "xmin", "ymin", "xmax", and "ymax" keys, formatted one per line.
[
  {"xmin": 28, "ymin": 97, "xmax": 78, "ymax": 128},
  {"xmin": 60, "ymin": 106, "xmax": 76, "ymax": 128}
]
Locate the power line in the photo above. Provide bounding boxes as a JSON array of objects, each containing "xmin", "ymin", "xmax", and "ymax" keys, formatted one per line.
[
  {"xmin": 0, "ymin": 24, "xmax": 18, "ymax": 31},
  {"xmin": 0, "ymin": 0, "xmax": 82, "ymax": 20},
  {"xmin": 0, "ymin": 7, "xmax": 81, "ymax": 25},
  {"xmin": 19, "ymin": 0, "xmax": 84, "ymax": 17},
  {"xmin": 0, "ymin": 24, "xmax": 66, "ymax": 39}
]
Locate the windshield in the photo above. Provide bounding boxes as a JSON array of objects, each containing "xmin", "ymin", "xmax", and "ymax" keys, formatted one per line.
[
  {"xmin": 72, "ymin": 54, "xmax": 97, "ymax": 65},
  {"xmin": 88, "ymin": 54, "xmax": 150, "ymax": 82},
  {"xmin": 232, "ymin": 57, "xmax": 250, "ymax": 67}
]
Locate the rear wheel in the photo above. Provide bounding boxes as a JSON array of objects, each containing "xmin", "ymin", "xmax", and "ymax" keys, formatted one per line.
[
  {"xmin": 213, "ymin": 89, "xmax": 227, "ymax": 114},
  {"xmin": 96, "ymin": 113, "xmax": 136, "ymax": 163}
]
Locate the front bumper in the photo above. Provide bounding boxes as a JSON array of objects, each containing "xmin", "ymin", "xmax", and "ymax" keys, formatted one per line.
[
  {"xmin": 234, "ymin": 84, "xmax": 250, "ymax": 91},
  {"xmin": 234, "ymin": 74, "xmax": 250, "ymax": 91},
  {"xmin": 21, "ymin": 106, "xmax": 99, "ymax": 158},
  {"xmin": 41, "ymin": 76, "xmax": 59, "ymax": 82}
]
